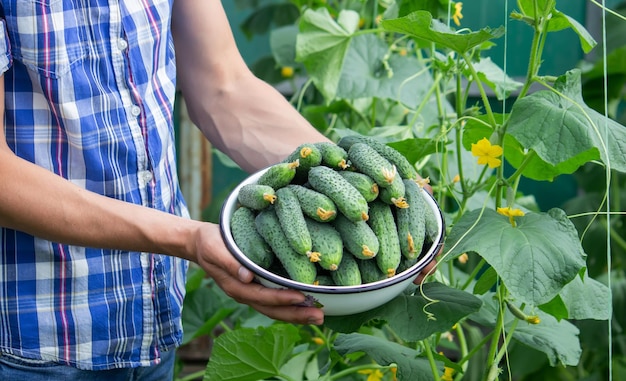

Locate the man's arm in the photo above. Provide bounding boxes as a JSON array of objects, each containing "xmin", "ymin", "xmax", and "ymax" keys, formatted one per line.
[
  {"xmin": 0, "ymin": 74, "xmax": 324, "ymax": 325},
  {"xmin": 171, "ymin": 0, "xmax": 329, "ymax": 173}
]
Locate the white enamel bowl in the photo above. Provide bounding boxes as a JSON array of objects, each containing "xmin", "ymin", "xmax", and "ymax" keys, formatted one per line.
[{"xmin": 219, "ymin": 167, "xmax": 445, "ymax": 316}]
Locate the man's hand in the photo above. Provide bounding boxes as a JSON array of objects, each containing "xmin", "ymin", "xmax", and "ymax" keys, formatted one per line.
[{"xmin": 192, "ymin": 222, "xmax": 325, "ymax": 325}]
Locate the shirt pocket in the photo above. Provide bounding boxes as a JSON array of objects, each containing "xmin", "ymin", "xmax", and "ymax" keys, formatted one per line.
[{"xmin": 6, "ymin": 0, "xmax": 88, "ymax": 78}]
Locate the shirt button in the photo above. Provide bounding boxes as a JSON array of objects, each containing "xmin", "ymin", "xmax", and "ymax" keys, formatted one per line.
[
  {"xmin": 139, "ymin": 170, "xmax": 153, "ymax": 185},
  {"xmin": 118, "ymin": 39, "xmax": 128, "ymax": 51},
  {"xmin": 131, "ymin": 105, "xmax": 141, "ymax": 116}
]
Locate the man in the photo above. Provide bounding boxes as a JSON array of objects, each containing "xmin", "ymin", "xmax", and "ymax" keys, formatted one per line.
[{"xmin": 0, "ymin": 0, "xmax": 434, "ymax": 378}]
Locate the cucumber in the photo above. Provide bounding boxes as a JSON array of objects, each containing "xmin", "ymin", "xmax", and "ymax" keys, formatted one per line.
[
  {"xmin": 314, "ymin": 142, "xmax": 349, "ymax": 170},
  {"xmin": 337, "ymin": 135, "xmax": 418, "ymax": 180},
  {"xmin": 237, "ymin": 184, "xmax": 276, "ymax": 210},
  {"xmin": 332, "ymin": 213, "xmax": 379, "ymax": 259},
  {"xmin": 421, "ymin": 190, "xmax": 440, "ymax": 242},
  {"xmin": 274, "ymin": 187, "xmax": 313, "ymax": 257},
  {"xmin": 368, "ymin": 200, "xmax": 402, "ymax": 277},
  {"xmin": 338, "ymin": 170, "xmax": 379, "ymax": 202},
  {"xmin": 283, "ymin": 143, "xmax": 323, "ymax": 182},
  {"xmin": 379, "ymin": 172, "xmax": 408, "ymax": 208},
  {"xmin": 314, "ymin": 274, "xmax": 334, "ymax": 286},
  {"xmin": 308, "ymin": 166, "xmax": 369, "ymax": 222},
  {"xmin": 347, "ymin": 143, "xmax": 397, "ymax": 188},
  {"xmin": 331, "ymin": 251, "xmax": 362, "ymax": 286},
  {"xmin": 257, "ymin": 161, "xmax": 299, "ymax": 189},
  {"xmin": 287, "ymin": 184, "xmax": 337, "ymax": 222},
  {"xmin": 396, "ymin": 179, "xmax": 427, "ymax": 259},
  {"xmin": 358, "ymin": 256, "xmax": 387, "ymax": 284},
  {"xmin": 230, "ymin": 206, "xmax": 274, "ymax": 269},
  {"xmin": 305, "ymin": 218, "xmax": 343, "ymax": 271},
  {"xmin": 255, "ymin": 209, "xmax": 317, "ymax": 284}
]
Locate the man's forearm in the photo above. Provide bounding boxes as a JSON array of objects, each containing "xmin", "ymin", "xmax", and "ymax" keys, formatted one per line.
[{"xmin": 171, "ymin": 0, "xmax": 329, "ymax": 172}]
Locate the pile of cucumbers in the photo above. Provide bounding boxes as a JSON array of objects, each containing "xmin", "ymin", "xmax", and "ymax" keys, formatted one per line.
[{"xmin": 229, "ymin": 135, "xmax": 439, "ymax": 286}]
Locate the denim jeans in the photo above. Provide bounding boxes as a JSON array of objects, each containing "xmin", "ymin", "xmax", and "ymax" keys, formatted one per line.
[{"xmin": 0, "ymin": 350, "xmax": 176, "ymax": 381}]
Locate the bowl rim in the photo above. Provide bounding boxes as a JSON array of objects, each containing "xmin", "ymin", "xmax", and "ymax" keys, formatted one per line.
[{"xmin": 219, "ymin": 166, "xmax": 445, "ymax": 295}]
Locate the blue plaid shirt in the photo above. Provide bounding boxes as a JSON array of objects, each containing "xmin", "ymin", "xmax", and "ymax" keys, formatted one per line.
[{"xmin": 0, "ymin": 0, "xmax": 189, "ymax": 370}]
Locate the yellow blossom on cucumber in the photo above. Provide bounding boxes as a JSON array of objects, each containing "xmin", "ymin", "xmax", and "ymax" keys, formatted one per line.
[
  {"xmin": 442, "ymin": 366, "xmax": 456, "ymax": 381},
  {"xmin": 452, "ymin": 174, "xmax": 460, "ymax": 183},
  {"xmin": 471, "ymin": 137, "xmax": 503, "ymax": 168},
  {"xmin": 526, "ymin": 315, "xmax": 541, "ymax": 324},
  {"xmin": 358, "ymin": 368, "xmax": 384, "ymax": 381},
  {"xmin": 458, "ymin": 252, "xmax": 469, "ymax": 264},
  {"xmin": 497, "ymin": 206, "xmax": 525, "ymax": 227},
  {"xmin": 453, "ymin": 2, "xmax": 463, "ymax": 26},
  {"xmin": 281, "ymin": 66, "xmax": 294, "ymax": 78},
  {"xmin": 311, "ymin": 337, "xmax": 324, "ymax": 345}
]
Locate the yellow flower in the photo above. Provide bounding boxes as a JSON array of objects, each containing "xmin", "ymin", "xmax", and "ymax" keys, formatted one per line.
[
  {"xmin": 471, "ymin": 137, "xmax": 503, "ymax": 168},
  {"xmin": 442, "ymin": 366, "xmax": 455, "ymax": 381},
  {"xmin": 359, "ymin": 17, "xmax": 366, "ymax": 29},
  {"xmin": 525, "ymin": 315, "xmax": 541, "ymax": 324},
  {"xmin": 281, "ymin": 66, "xmax": 294, "ymax": 78},
  {"xmin": 452, "ymin": 174, "xmax": 460, "ymax": 183},
  {"xmin": 358, "ymin": 368, "xmax": 384, "ymax": 381},
  {"xmin": 458, "ymin": 252, "xmax": 468, "ymax": 264},
  {"xmin": 497, "ymin": 207, "xmax": 525, "ymax": 227},
  {"xmin": 390, "ymin": 366, "xmax": 397, "ymax": 381},
  {"xmin": 453, "ymin": 2, "xmax": 463, "ymax": 26},
  {"xmin": 311, "ymin": 337, "xmax": 324, "ymax": 345},
  {"xmin": 398, "ymin": 48, "xmax": 407, "ymax": 56}
]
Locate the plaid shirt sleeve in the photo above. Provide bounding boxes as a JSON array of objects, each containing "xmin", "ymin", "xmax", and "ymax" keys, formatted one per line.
[{"xmin": 0, "ymin": 0, "xmax": 190, "ymax": 370}]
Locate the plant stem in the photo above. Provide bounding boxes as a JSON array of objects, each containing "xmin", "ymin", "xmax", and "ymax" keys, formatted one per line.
[
  {"xmin": 461, "ymin": 53, "xmax": 497, "ymax": 129},
  {"xmin": 460, "ymin": 258, "xmax": 486, "ymax": 291},
  {"xmin": 505, "ymin": 150, "xmax": 537, "ymax": 184},
  {"xmin": 484, "ymin": 285, "xmax": 507, "ymax": 380},
  {"xmin": 423, "ymin": 339, "xmax": 442, "ymax": 381},
  {"xmin": 177, "ymin": 370, "xmax": 205, "ymax": 381}
]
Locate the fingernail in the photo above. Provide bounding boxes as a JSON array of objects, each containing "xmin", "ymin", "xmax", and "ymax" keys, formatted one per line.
[
  {"xmin": 238, "ymin": 266, "xmax": 251, "ymax": 281},
  {"xmin": 308, "ymin": 317, "xmax": 323, "ymax": 325}
]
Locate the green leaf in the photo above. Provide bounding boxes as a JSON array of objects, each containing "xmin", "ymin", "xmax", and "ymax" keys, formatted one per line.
[
  {"xmin": 336, "ymin": 33, "xmax": 435, "ymax": 109},
  {"xmin": 381, "ymin": 11, "xmax": 505, "ymax": 54},
  {"xmin": 334, "ymin": 333, "xmax": 439, "ymax": 380},
  {"xmin": 270, "ymin": 25, "xmax": 299, "ymax": 67},
  {"xmin": 470, "ymin": 293, "xmax": 582, "ymax": 367},
  {"xmin": 513, "ymin": 312, "xmax": 581, "ymax": 367},
  {"xmin": 557, "ymin": 270, "xmax": 612, "ymax": 320},
  {"xmin": 203, "ymin": 324, "xmax": 300, "ymax": 381},
  {"xmin": 538, "ymin": 294, "xmax": 569, "ymax": 321},
  {"xmin": 296, "ymin": 8, "xmax": 359, "ymax": 101},
  {"xmin": 181, "ymin": 285, "xmax": 236, "ymax": 345},
  {"xmin": 548, "ymin": 11, "xmax": 596, "ymax": 54},
  {"xmin": 239, "ymin": 3, "xmax": 300, "ymax": 39},
  {"xmin": 507, "ymin": 70, "xmax": 626, "ymax": 176},
  {"xmin": 446, "ymin": 208, "xmax": 587, "ymax": 306},
  {"xmin": 388, "ymin": 137, "xmax": 440, "ymax": 164},
  {"xmin": 473, "ymin": 57, "xmax": 523, "ymax": 100},
  {"xmin": 473, "ymin": 266, "xmax": 498, "ymax": 295},
  {"xmin": 324, "ymin": 282, "xmax": 482, "ymax": 340}
]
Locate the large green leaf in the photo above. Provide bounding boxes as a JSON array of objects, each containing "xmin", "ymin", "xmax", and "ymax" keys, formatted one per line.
[
  {"xmin": 513, "ymin": 312, "xmax": 582, "ymax": 367},
  {"xmin": 507, "ymin": 70, "xmax": 626, "ymax": 176},
  {"xmin": 203, "ymin": 324, "xmax": 300, "ymax": 381},
  {"xmin": 470, "ymin": 293, "xmax": 582, "ymax": 367},
  {"xmin": 336, "ymin": 33, "xmax": 434, "ymax": 108},
  {"xmin": 555, "ymin": 270, "xmax": 612, "ymax": 320},
  {"xmin": 381, "ymin": 11, "xmax": 505, "ymax": 54},
  {"xmin": 324, "ymin": 282, "xmax": 482, "ymax": 341},
  {"xmin": 296, "ymin": 8, "xmax": 360, "ymax": 101},
  {"xmin": 270, "ymin": 25, "xmax": 299, "ymax": 67},
  {"xmin": 334, "ymin": 333, "xmax": 439, "ymax": 380},
  {"xmin": 473, "ymin": 57, "xmax": 523, "ymax": 101},
  {"xmin": 446, "ymin": 208, "xmax": 587, "ymax": 306},
  {"xmin": 181, "ymin": 285, "xmax": 236, "ymax": 345}
]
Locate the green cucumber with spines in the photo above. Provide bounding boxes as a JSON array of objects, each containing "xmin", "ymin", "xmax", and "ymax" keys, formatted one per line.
[
  {"xmin": 305, "ymin": 218, "xmax": 343, "ymax": 271},
  {"xmin": 337, "ymin": 135, "xmax": 418, "ymax": 180},
  {"xmin": 230, "ymin": 206, "xmax": 274, "ymax": 269},
  {"xmin": 274, "ymin": 187, "xmax": 313, "ymax": 257},
  {"xmin": 283, "ymin": 143, "xmax": 323, "ymax": 183},
  {"xmin": 347, "ymin": 143, "xmax": 397, "ymax": 188},
  {"xmin": 332, "ymin": 213, "xmax": 379, "ymax": 260},
  {"xmin": 358, "ymin": 256, "xmax": 387, "ymax": 284},
  {"xmin": 379, "ymin": 172, "xmax": 408, "ymax": 208},
  {"xmin": 396, "ymin": 179, "xmax": 427, "ymax": 259},
  {"xmin": 287, "ymin": 184, "xmax": 337, "ymax": 222},
  {"xmin": 421, "ymin": 190, "xmax": 440, "ymax": 242},
  {"xmin": 307, "ymin": 166, "xmax": 369, "ymax": 222},
  {"xmin": 257, "ymin": 161, "xmax": 299, "ymax": 189},
  {"xmin": 255, "ymin": 209, "xmax": 317, "ymax": 284},
  {"xmin": 331, "ymin": 251, "xmax": 362, "ymax": 286},
  {"xmin": 314, "ymin": 142, "xmax": 349, "ymax": 170},
  {"xmin": 338, "ymin": 170, "xmax": 379, "ymax": 202},
  {"xmin": 368, "ymin": 200, "xmax": 402, "ymax": 278},
  {"xmin": 314, "ymin": 274, "xmax": 334, "ymax": 286},
  {"xmin": 237, "ymin": 184, "xmax": 276, "ymax": 210}
]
